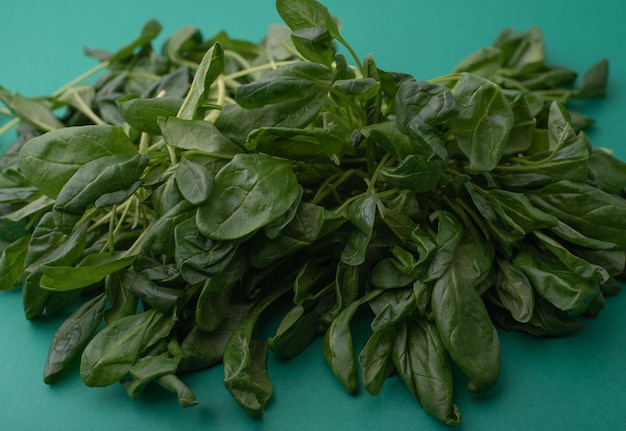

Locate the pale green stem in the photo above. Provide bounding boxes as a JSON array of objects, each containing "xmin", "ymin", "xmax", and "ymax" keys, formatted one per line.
[
  {"xmin": 224, "ymin": 50, "xmax": 252, "ymax": 71},
  {"xmin": 138, "ymin": 132, "xmax": 150, "ymax": 154},
  {"xmin": 0, "ymin": 117, "xmax": 19, "ymax": 136},
  {"xmin": 221, "ymin": 60, "xmax": 295, "ymax": 82},
  {"xmin": 312, "ymin": 168, "xmax": 356, "ymax": 205},
  {"xmin": 1, "ymin": 61, "xmax": 110, "ymax": 137},
  {"xmin": 167, "ymin": 145, "xmax": 178, "ymax": 166},
  {"xmin": 107, "ymin": 204, "xmax": 117, "ymax": 253},
  {"xmin": 72, "ymin": 94, "xmax": 106, "ymax": 125},
  {"xmin": 428, "ymin": 72, "xmax": 462, "ymax": 86},
  {"xmin": 52, "ymin": 61, "xmax": 110, "ymax": 97},
  {"xmin": 366, "ymin": 153, "xmax": 392, "ymax": 194}
]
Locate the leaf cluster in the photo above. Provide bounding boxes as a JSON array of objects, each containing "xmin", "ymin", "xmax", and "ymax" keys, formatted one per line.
[{"xmin": 0, "ymin": 0, "xmax": 622, "ymax": 425}]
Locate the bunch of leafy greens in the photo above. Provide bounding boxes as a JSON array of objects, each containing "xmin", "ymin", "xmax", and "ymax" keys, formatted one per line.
[{"xmin": 0, "ymin": 0, "xmax": 622, "ymax": 425}]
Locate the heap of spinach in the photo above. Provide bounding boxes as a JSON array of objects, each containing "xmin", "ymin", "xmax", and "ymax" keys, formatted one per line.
[{"xmin": 0, "ymin": 0, "xmax": 622, "ymax": 424}]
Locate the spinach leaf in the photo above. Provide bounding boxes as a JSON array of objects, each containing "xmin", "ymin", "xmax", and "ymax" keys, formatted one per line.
[
  {"xmin": 196, "ymin": 154, "xmax": 300, "ymax": 240},
  {"xmin": 245, "ymin": 127, "xmax": 351, "ymax": 163},
  {"xmin": 177, "ymin": 42, "xmax": 224, "ymax": 120},
  {"xmin": 322, "ymin": 300, "xmax": 359, "ymax": 394},
  {"xmin": 0, "ymin": 235, "xmax": 30, "ymax": 290},
  {"xmin": 358, "ymin": 326, "xmax": 396, "ymax": 395},
  {"xmin": 159, "ymin": 116, "xmax": 241, "ymax": 156},
  {"xmin": 223, "ymin": 311, "xmax": 273, "ymax": 418},
  {"xmin": 0, "ymin": 87, "xmax": 64, "ymax": 131},
  {"xmin": 175, "ymin": 155, "xmax": 214, "ymax": 205},
  {"xmin": 448, "ymin": 73, "xmax": 514, "ymax": 172},
  {"xmin": 340, "ymin": 194, "xmax": 378, "ymax": 266},
  {"xmin": 529, "ymin": 180, "xmax": 626, "ymax": 249},
  {"xmin": 393, "ymin": 317, "xmax": 461, "ymax": 424},
  {"xmin": 116, "ymin": 95, "xmax": 183, "ymax": 135},
  {"xmin": 513, "ymin": 246, "xmax": 600, "ymax": 315},
  {"xmin": 431, "ymin": 242, "xmax": 499, "ymax": 392},
  {"xmin": 80, "ymin": 308, "xmax": 175, "ymax": 386},
  {"xmin": 18, "ymin": 125, "xmax": 137, "ymax": 198},
  {"xmin": 44, "ymin": 293, "xmax": 107, "ymax": 384}
]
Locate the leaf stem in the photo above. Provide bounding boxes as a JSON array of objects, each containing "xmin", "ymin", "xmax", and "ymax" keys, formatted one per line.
[
  {"xmin": 337, "ymin": 38, "xmax": 363, "ymax": 74},
  {"xmin": 366, "ymin": 152, "xmax": 392, "ymax": 194},
  {"xmin": 428, "ymin": 72, "xmax": 461, "ymax": 86},
  {"xmin": 167, "ymin": 145, "xmax": 178, "ymax": 165},
  {"xmin": 1, "ymin": 61, "xmax": 110, "ymax": 137},
  {"xmin": 312, "ymin": 168, "xmax": 356, "ymax": 204},
  {"xmin": 0, "ymin": 117, "xmax": 19, "ymax": 136},
  {"xmin": 52, "ymin": 61, "xmax": 110, "ymax": 97},
  {"xmin": 108, "ymin": 204, "xmax": 117, "ymax": 253},
  {"xmin": 70, "ymin": 93, "xmax": 106, "ymax": 125}
]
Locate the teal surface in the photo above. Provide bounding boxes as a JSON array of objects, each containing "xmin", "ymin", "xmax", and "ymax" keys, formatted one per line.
[{"xmin": 1, "ymin": 1, "xmax": 626, "ymax": 430}]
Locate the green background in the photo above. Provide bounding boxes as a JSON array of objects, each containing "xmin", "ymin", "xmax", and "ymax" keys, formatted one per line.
[{"xmin": 1, "ymin": 0, "xmax": 626, "ymax": 430}]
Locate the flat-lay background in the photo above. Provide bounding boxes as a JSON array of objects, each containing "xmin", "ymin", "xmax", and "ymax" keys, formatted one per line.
[{"xmin": 1, "ymin": 1, "xmax": 626, "ymax": 430}]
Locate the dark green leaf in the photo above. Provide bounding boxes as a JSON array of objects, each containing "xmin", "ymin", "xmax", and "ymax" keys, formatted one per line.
[
  {"xmin": 235, "ymin": 62, "xmax": 331, "ymax": 109},
  {"xmin": 180, "ymin": 302, "xmax": 254, "ymax": 372},
  {"xmin": 361, "ymin": 120, "xmax": 418, "ymax": 160},
  {"xmin": 431, "ymin": 242, "xmax": 499, "ymax": 393},
  {"xmin": 155, "ymin": 374, "xmax": 198, "ymax": 407},
  {"xmin": 395, "ymin": 81, "xmax": 457, "ymax": 134},
  {"xmin": 223, "ymin": 311, "xmax": 273, "ymax": 418},
  {"xmin": 503, "ymin": 91, "xmax": 535, "ymax": 154},
  {"xmin": 163, "ymin": 26, "xmax": 203, "ymax": 67},
  {"xmin": 378, "ymin": 155, "xmax": 442, "ymax": 193},
  {"xmin": 392, "ymin": 318, "xmax": 461, "ymax": 424},
  {"xmin": 116, "ymin": 95, "xmax": 183, "ymax": 135},
  {"xmin": 370, "ymin": 258, "xmax": 415, "ymax": 290},
  {"xmin": 529, "ymin": 180, "xmax": 626, "ymax": 249},
  {"xmin": 291, "ymin": 27, "xmax": 335, "ymax": 67},
  {"xmin": 370, "ymin": 289, "xmax": 415, "ymax": 332},
  {"xmin": 495, "ymin": 259, "xmax": 534, "ymax": 323},
  {"xmin": 158, "ymin": 116, "xmax": 241, "ymax": 156},
  {"xmin": 268, "ymin": 304, "xmax": 320, "ymax": 358},
  {"xmin": 533, "ymin": 231, "xmax": 609, "ymax": 284},
  {"xmin": 340, "ymin": 194, "xmax": 378, "ymax": 266},
  {"xmin": 216, "ymin": 86, "xmax": 328, "ymax": 145},
  {"xmin": 53, "ymin": 154, "xmax": 149, "ymax": 233},
  {"xmin": 486, "ymin": 188, "xmax": 557, "ymax": 233},
  {"xmin": 174, "ymin": 217, "xmax": 238, "ymax": 284},
  {"xmin": 196, "ymin": 153, "xmax": 300, "ymax": 240},
  {"xmin": 177, "ymin": 42, "xmax": 225, "ymax": 120},
  {"xmin": 422, "ymin": 210, "xmax": 464, "ymax": 282},
  {"xmin": 332, "ymin": 78, "xmax": 380, "ymax": 101},
  {"xmin": 80, "ymin": 308, "xmax": 174, "ymax": 386},
  {"xmin": 494, "ymin": 26, "xmax": 545, "ymax": 77},
  {"xmin": 107, "ymin": 19, "xmax": 162, "ymax": 63},
  {"xmin": 452, "ymin": 46, "xmax": 504, "ymax": 79},
  {"xmin": 122, "ymin": 353, "xmax": 180, "ymax": 400},
  {"xmin": 276, "ymin": 0, "xmax": 340, "ymax": 40},
  {"xmin": 245, "ymin": 126, "xmax": 351, "ymax": 163},
  {"xmin": 39, "ymin": 252, "xmax": 137, "ymax": 292},
  {"xmin": 576, "ymin": 59, "xmax": 608, "ymax": 98},
  {"xmin": 129, "ymin": 271, "xmax": 185, "ymax": 313},
  {"xmin": 175, "ymin": 155, "xmax": 214, "ymax": 205},
  {"xmin": 448, "ymin": 73, "xmax": 514, "ymax": 172},
  {"xmin": 358, "ymin": 326, "xmax": 396, "ymax": 396},
  {"xmin": 0, "ymin": 87, "xmax": 64, "ymax": 131},
  {"xmin": 513, "ymin": 247, "xmax": 600, "ymax": 315},
  {"xmin": 322, "ymin": 301, "xmax": 359, "ymax": 394},
  {"xmin": 18, "ymin": 125, "xmax": 137, "ymax": 198},
  {"xmin": 588, "ymin": 148, "xmax": 626, "ymax": 193},
  {"xmin": 44, "ymin": 293, "xmax": 107, "ymax": 384},
  {"xmin": 0, "ymin": 235, "xmax": 30, "ymax": 290}
]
